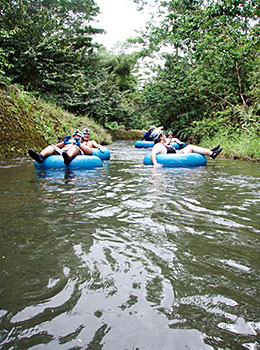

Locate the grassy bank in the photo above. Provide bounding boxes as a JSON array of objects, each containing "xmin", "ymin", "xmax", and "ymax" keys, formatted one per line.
[
  {"xmin": 199, "ymin": 131, "xmax": 260, "ymax": 162},
  {"xmin": 0, "ymin": 84, "xmax": 112, "ymax": 158},
  {"xmin": 1, "ymin": 83, "xmax": 259, "ymax": 162}
]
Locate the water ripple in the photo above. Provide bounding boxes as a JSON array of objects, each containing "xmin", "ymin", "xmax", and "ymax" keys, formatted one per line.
[{"xmin": 0, "ymin": 142, "xmax": 259, "ymax": 350}]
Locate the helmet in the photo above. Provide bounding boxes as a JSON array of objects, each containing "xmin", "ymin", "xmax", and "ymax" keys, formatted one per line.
[
  {"xmin": 149, "ymin": 125, "xmax": 156, "ymax": 131},
  {"xmin": 168, "ymin": 131, "xmax": 173, "ymax": 136},
  {"xmin": 151, "ymin": 129, "xmax": 164, "ymax": 142},
  {"xmin": 73, "ymin": 130, "xmax": 84, "ymax": 138},
  {"xmin": 82, "ymin": 128, "xmax": 90, "ymax": 134}
]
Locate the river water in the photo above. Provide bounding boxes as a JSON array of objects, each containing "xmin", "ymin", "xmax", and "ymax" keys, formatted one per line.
[{"xmin": 0, "ymin": 141, "xmax": 259, "ymax": 350}]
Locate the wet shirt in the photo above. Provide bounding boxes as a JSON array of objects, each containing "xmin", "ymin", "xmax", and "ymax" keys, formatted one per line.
[{"xmin": 141, "ymin": 131, "xmax": 153, "ymax": 141}]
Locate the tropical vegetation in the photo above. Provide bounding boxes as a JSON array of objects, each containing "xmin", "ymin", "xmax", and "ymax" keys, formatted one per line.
[
  {"xmin": 0, "ymin": 83, "xmax": 112, "ymax": 158},
  {"xmin": 0, "ymin": 0, "xmax": 143, "ymax": 129},
  {"xmin": 134, "ymin": 0, "xmax": 260, "ymax": 160},
  {"xmin": 0, "ymin": 0, "xmax": 259, "ymax": 160}
]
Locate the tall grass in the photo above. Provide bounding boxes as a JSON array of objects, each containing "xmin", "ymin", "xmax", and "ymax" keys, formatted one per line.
[
  {"xmin": 37, "ymin": 100, "xmax": 112, "ymax": 144},
  {"xmin": 199, "ymin": 130, "xmax": 260, "ymax": 162},
  {"xmin": 188, "ymin": 109, "xmax": 260, "ymax": 162}
]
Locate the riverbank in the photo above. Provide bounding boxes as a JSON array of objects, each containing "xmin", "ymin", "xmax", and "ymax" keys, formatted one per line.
[
  {"xmin": 199, "ymin": 131, "xmax": 260, "ymax": 162},
  {"xmin": 0, "ymin": 83, "xmax": 146, "ymax": 159},
  {"xmin": 0, "ymin": 83, "xmax": 259, "ymax": 161},
  {"xmin": 0, "ymin": 83, "xmax": 113, "ymax": 158}
]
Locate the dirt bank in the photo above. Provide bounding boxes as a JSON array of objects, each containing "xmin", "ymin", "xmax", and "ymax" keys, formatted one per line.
[
  {"xmin": 0, "ymin": 84, "xmax": 145, "ymax": 159},
  {"xmin": 0, "ymin": 84, "xmax": 46, "ymax": 158}
]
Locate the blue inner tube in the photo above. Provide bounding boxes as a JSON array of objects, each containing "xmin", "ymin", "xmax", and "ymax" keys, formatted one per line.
[
  {"xmin": 143, "ymin": 152, "xmax": 207, "ymax": 167},
  {"xmin": 34, "ymin": 155, "xmax": 103, "ymax": 169},
  {"xmin": 135, "ymin": 141, "xmax": 154, "ymax": 148},
  {"xmin": 135, "ymin": 141, "xmax": 186, "ymax": 150},
  {"xmin": 92, "ymin": 147, "xmax": 110, "ymax": 160}
]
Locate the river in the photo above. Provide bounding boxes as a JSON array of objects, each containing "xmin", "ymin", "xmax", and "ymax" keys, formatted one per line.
[{"xmin": 0, "ymin": 141, "xmax": 259, "ymax": 350}]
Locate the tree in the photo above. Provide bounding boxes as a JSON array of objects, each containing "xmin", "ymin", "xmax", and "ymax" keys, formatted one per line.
[
  {"xmin": 134, "ymin": 0, "xmax": 260, "ymax": 136},
  {"xmin": 0, "ymin": 0, "xmax": 102, "ymax": 91},
  {"xmin": 0, "ymin": 1, "xmax": 146, "ymax": 129}
]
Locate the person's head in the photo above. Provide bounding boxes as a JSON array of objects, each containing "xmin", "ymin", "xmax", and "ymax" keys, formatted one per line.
[
  {"xmin": 82, "ymin": 128, "xmax": 91, "ymax": 141},
  {"xmin": 73, "ymin": 130, "xmax": 84, "ymax": 141},
  {"xmin": 167, "ymin": 131, "xmax": 173, "ymax": 138},
  {"xmin": 151, "ymin": 129, "xmax": 165, "ymax": 143},
  {"xmin": 149, "ymin": 125, "xmax": 156, "ymax": 131}
]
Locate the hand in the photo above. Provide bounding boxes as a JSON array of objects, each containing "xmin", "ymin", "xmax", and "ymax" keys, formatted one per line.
[
  {"xmin": 63, "ymin": 135, "xmax": 71, "ymax": 145},
  {"xmin": 74, "ymin": 138, "xmax": 81, "ymax": 147},
  {"xmin": 154, "ymin": 163, "xmax": 163, "ymax": 168},
  {"xmin": 98, "ymin": 146, "xmax": 105, "ymax": 153}
]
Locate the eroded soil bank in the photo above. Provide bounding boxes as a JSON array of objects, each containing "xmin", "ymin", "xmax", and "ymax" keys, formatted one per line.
[{"xmin": 0, "ymin": 84, "xmax": 144, "ymax": 159}]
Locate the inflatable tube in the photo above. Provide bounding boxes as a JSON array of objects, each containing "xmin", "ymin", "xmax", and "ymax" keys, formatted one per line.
[
  {"xmin": 135, "ymin": 141, "xmax": 154, "ymax": 148},
  {"xmin": 92, "ymin": 147, "xmax": 110, "ymax": 160},
  {"xmin": 143, "ymin": 152, "xmax": 207, "ymax": 167},
  {"xmin": 135, "ymin": 141, "xmax": 186, "ymax": 150},
  {"xmin": 34, "ymin": 155, "xmax": 103, "ymax": 169}
]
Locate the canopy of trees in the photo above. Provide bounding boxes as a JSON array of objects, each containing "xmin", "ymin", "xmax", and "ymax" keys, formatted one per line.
[
  {"xmin": 0, "ymin": 0, "xmax": 259, "ymax": 139},
  {"xmin": 134, "ymin": 0, "xmax": 259, "ymax": 140},
  {"xmin": 0, "ymin": 0, "xmax": 144, "ymax": 128}
]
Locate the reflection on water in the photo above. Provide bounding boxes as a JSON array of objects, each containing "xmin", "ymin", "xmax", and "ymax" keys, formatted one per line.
[
  {"xmin": 0, "ymin": 141, "xmax": 259, "ymax": 350},
  {"xmin": 35, "ymin": 161, "xmax": 110, "ymax": 183}
]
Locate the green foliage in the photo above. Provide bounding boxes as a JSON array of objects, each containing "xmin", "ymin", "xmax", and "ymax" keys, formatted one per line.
[
  {"xmin": 199, "ymin": 129, "xmax": 260, "ymax": 162},
  {"xmin": 185, "ymin": 105, "xmax": 259, "ymax": 142},
  {"xmin": 105, "ymin": 121, "xmax": 122, "ymax": 130},
  {"xmin": 84, "ymin": 49, "xmax": 143, "ymax": 129},
  {"xmin": 0, "ymin": 0, "xmax": 102, "ymax": 87},
  {"xmin": 142, "ymin": 54, "xmax": 206, "ymax": 138},
  {"xmin": 0, "ymin": 1, "xmax": 146, "ymax": 130},
  {"xmin": 136, "ymin": 0, "xmax": 259, "ymax": 144},
  {"xmin": 1, "ymin": 0, "xmax": 258, "ymax": 155},
  {"xmin": 34, "ymin": 98, "xmax": 112, "ymax": 145}
]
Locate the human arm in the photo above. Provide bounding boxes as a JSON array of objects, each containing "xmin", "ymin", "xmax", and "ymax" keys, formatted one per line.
[
  {"xmin": 90, "ymin": 140, "xmax": 99, "ymax": 148},
  {"xmin": 171, "ymin": 137, "xmax": 182, "ymax": 145},
  {"xmin": 141, "ymin": 131, "xmax": 149, "ymax": 141},
  {"xmin": 151, "ymin": 150, "xmax": 158, "ymax": 166},
  {"xmin": 151, "ymin": 144, "xmax": 163, "ymax": 167}
]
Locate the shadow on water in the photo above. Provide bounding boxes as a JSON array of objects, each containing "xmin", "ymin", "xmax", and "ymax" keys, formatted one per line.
[{"xmin": 0, "ymin": 142, "xmax": 259, "ymax": 350}]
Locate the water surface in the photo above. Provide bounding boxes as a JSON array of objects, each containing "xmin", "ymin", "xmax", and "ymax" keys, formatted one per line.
[{"xmin": 0, "ymin": 141, "xmax": 259, "ymax": 350}]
